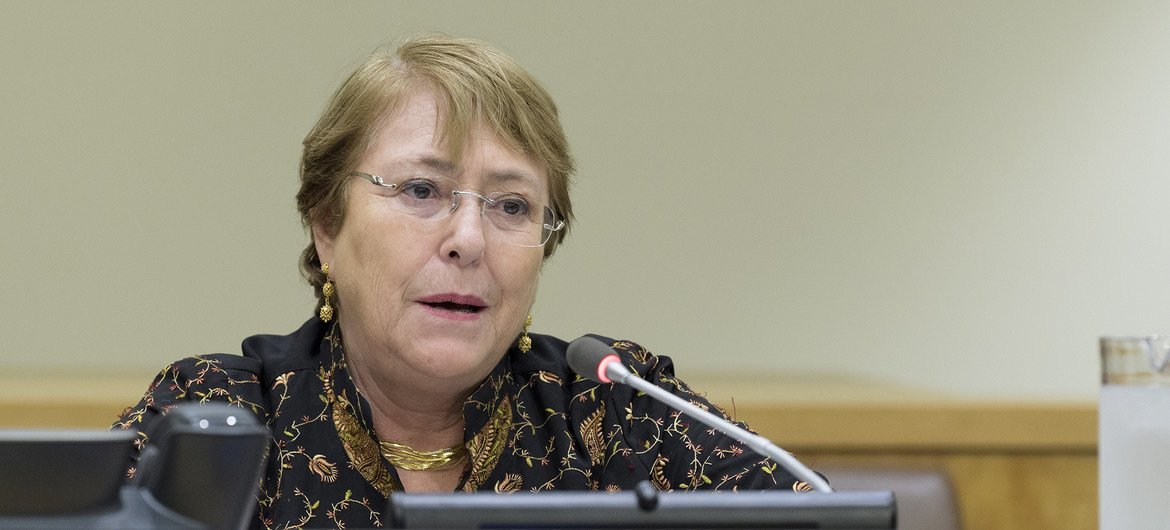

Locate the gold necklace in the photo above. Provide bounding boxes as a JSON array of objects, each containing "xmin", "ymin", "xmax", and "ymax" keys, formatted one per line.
[{"xmin": 379, "ymin": 440, "xmax": 468, "ymax": 471}]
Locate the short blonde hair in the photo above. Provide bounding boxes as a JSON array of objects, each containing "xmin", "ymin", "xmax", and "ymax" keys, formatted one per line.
[{"xmin": 296, "ymin": 35, "xmax": 575, "ymax": 304}]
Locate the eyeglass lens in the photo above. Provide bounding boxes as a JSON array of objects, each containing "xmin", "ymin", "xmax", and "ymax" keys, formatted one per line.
[{"xmin": 353, "ymin": 172, "xmax": 559, "ymax": 247}]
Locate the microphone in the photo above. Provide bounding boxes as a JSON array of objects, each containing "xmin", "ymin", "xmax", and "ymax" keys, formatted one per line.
[
  {"xmin": 566, "ymin": 336, "xmax": 833, "ymax": 493},
  {"xmin": 135, "ymin": 403, "xmax": 270, "ymax": 529}
]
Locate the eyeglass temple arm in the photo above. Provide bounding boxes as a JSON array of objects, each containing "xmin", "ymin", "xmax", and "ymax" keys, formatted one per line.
[{"xmin": 352, "ymin": 171, "xmax": 398, "ymax": 189}]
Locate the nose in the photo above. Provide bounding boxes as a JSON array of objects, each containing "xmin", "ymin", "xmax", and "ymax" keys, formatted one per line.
[{"xmin": 440, "ymin": 194, "xmax": 487, "ymax": 264}]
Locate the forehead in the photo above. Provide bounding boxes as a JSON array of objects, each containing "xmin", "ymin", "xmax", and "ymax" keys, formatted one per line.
[{"xmin": 364, "ymin": 90, "xmax": 548, "ymax": 192}]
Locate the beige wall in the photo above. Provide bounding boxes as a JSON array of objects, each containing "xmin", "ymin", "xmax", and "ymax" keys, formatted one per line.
[{"xmin": 2, "ymin": 1, "xmax": 1167, "ymax": 400}]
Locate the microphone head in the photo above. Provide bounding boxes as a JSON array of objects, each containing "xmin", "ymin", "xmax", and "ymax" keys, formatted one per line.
[{"xmin": 567, "ymin": 336, "xmax": 620, "ymax": 383}]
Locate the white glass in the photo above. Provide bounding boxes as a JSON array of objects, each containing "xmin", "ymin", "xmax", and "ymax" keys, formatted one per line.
[{"xmin": 1100, "ymin": 336, "xmax": 1170, "ymax": 530}]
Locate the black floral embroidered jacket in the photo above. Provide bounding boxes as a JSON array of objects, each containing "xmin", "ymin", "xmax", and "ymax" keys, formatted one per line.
[{"xmin": 114, "ymin": 318, "xmax": 810, "ymax": 529}]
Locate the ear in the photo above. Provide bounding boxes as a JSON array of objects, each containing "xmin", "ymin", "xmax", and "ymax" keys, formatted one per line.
[{"xmin": 311, "ymin": 222, "xmax": 336, "ymax": 268}]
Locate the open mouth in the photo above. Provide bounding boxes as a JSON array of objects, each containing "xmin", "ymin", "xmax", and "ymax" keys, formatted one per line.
[
  {"xmin": 417, "ymin": 293, "xmax": 489, "ymax": 316},
  {"xmin": 422, "ymin": 301, "xmax": 485, "ymax": 314}
]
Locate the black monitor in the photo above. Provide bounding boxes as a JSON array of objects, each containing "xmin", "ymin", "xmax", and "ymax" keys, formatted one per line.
[
  {"xmin": 389, "ymin": 486, "xmax": 896, "ymax": 529},
  {"xmin": 0, "ymin": 429, "xmax": 134, "ymax": 517},
  {"xmin": 0, "ymin": 403, "xmax": 268, "ymax": 530}
]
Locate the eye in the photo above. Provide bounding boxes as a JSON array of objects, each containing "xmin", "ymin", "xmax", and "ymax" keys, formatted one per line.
[
  {"xmin": 398, "ymin": 179, "xmax": 443, "ymax": 200},
  {"xmin": 493, "ymin": 196, "xmax": 530, "ymax": 217}
]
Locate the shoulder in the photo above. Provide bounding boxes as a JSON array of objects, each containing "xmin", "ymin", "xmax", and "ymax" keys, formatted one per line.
[
  {"xmin": 114, "ymin": 318, "xmax": 324, "ymax": 429},
  {"xmin": 152, "ymin": 353, "xmax": 262, "ymax": 386},
  {"xmin": 514, "ymin": 333, "xmax": 674, "ymax": 377},
  {"xmin": 134, "ymin": 353, "xmax": 263, "ymax": 408},
  {"xmin": 113, "ymin": 352, "xmax": 266, "ymax": 434},
  {"xmin": 240, "ymin": 317, "xmax": 328, "ymax": 376},
  {"xmin": 607, "ymin": 338, "xmax": 676, "ymax": 380},
  {"xmin": 151, "ymin": 317, "xmax": 326, "ymax": 387}
]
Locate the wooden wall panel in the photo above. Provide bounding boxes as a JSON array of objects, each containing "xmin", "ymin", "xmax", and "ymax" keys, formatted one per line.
[
  {"xmin": 803, "ymin": 452, "xmax": 1096, "ymax": 530},
  {"xmin": 703, "ymin": 387, "xmax": 1099, "ymax": 530}
]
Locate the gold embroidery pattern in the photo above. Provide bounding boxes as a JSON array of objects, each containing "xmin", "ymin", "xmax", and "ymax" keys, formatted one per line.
[
  {"xmin": 651, "ymin": 453, "xmax": 672, "ymax": 491},
  {"xmin": 463, "ymin": 395, "xmax": 512, "ymax": 491},
  {"xmin": 580, "ymin": 404, "xmax": 607, "ymax": 467},
  {"xmin": 493, "ymin": 473, "xmax": 524, "ymax": 493},
  {"xmin": 613, "ymin": 341, "xmax": 651, "ymax": 364},
  {"xmin": 329, "ymin": 381, "xmax": 401, "ymax": 495}
]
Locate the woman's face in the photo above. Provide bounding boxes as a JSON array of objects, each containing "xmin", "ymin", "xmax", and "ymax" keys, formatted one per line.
[{"xmin": 313, "ymin": 90, "xmax": 547, "ymax": 393}]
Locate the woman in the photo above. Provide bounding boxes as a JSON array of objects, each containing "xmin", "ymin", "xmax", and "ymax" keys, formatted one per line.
[{"xmin": 115, "ymin": 35, "xmax": 809, "ymax": 529}]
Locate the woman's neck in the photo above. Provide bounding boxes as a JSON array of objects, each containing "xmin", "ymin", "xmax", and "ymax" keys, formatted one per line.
[
  {"xmin": 347, "ymin": 357, "xmax": 468, "ymax": 449},
  {"xmin": 347, "ymin": 359, "xmax": 471, "ymax": 493}
]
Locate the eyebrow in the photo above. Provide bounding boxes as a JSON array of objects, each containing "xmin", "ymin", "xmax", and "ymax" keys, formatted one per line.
[
  {"xmin": 483, "ymin": 169, "xmax": 541, "ymax": 190},
  {"xmin": 391, "ymin": 155, "xmax": 543, "ymax": 191},
  {"xmin": 405, "ymin": 155, "xmax": 458, "ymax": 175}
]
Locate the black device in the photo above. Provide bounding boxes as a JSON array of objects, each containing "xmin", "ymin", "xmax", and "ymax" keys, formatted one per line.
[
  {"xmin": 0, "ymin": 429, "xmax": 134, "ymax": 518},
  {"xmin": 134, "ymin": 402, "xmax": 270, "ymax": 529},
  {"xmin": 389, "ymin": 486, "xmax": 896, "ymax": 529},
  {"xmin": 0, "ymin": 403, "xmax": 269, "ymax": 529}
]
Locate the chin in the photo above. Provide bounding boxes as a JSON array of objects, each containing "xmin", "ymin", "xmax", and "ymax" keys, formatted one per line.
[{"xmin": 408, "ymin": 341, "xmax": 500, "ymax": 381}]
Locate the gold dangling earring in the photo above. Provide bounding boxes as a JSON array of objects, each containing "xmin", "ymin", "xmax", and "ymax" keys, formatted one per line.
[
  {"xmin": 319, "ymin": 263, "xmax": 335, "ymax": 322},
  {"xmin": 518, "ymin": 314, "xmax": 533, "ymax": 353}
]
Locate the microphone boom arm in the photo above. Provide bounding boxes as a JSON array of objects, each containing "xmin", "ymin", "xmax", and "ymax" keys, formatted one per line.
[{"xmin": 606, "ymin": 363, "xmax": 834, "ymax": 493}]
